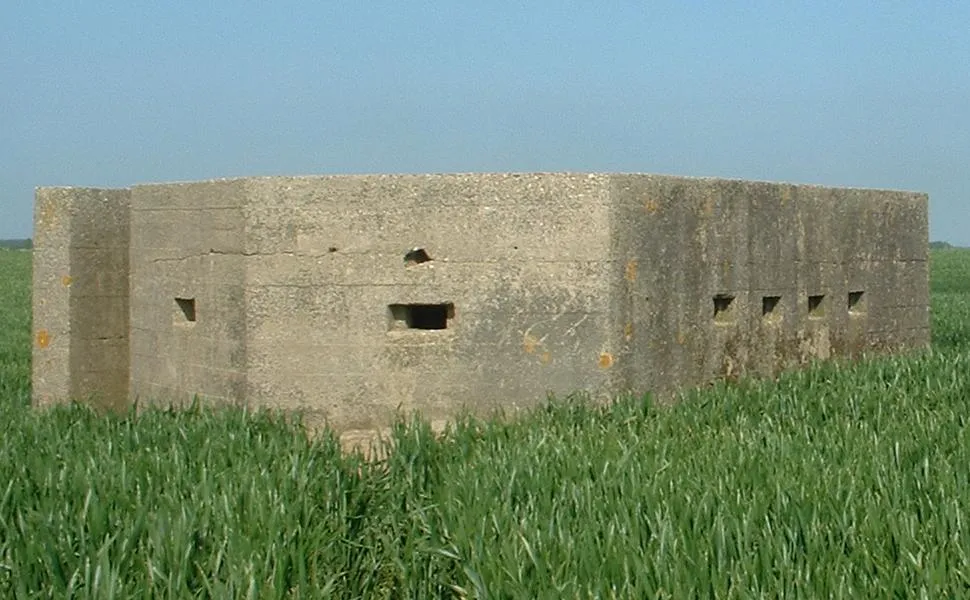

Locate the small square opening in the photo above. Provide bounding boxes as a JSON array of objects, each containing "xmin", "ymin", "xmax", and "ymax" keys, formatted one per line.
[
  {"xmin": 404, "ymin": 248, "xmax": 433, "ymax": 266},
  {"xmin": 389, "ymin": 303, "xmax": 454, "ymax": 330},
  {"xmin": 848, "ymin": 290, "xmax": 866, "ymax": 314},
  {"xmin": 175, "ymin": 297, "xmax": 196, "ymax": 323},
  {"xmin": 762, "ymin": 295, "xmax": 781, "ymax": 319},
  {"xmin": 807, "ymin": 294, "xmax": 825, "ymax": 318},
  {"xmin": 713, "ymin": 294, "xmax": 735, "ymax": 324}
]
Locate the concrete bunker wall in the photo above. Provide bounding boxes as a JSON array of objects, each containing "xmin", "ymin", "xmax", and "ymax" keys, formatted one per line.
[
  {"xmin": 241, "ymin": 174, "xmax": 617, "ymax": 431},
  {"xmin": 128, "ymin": 180, "xmax": 248, "ymax": 409},
  {"xmin": 608, "ymin": 175, "xmax": 930, "ymax": 398},
  {"xmin": 32, "ymin": 187, "xmax": 131, "ymax": 411},
  {"xmin": 31, "ymin": 173, "xmax": 930, "ymax": 432}
]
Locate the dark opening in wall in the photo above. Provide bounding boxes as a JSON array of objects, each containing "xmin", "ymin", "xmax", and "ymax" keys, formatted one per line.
[
  {"xmin": 175, "ymin": 297, "xmax": 196, "ymax": 323},
  {"xmin": 808, "ymin": 294, "xmax": 825, "ymax": 318},
  {"xmin": 762, "ymin": 295, "xmax": 781, "ymax": 318},
  {"xmin": 389, "ymin": 303, "xmax": 454, "ymax": 330},
  {"xmin": 404, "ymin": 248, "xmax": 432, "ymax": 266},
  {"xmin": 848, "ymin": 291, "xmax": 866, "ymax": 314},
  {"xmin": 713, "ymin": 294, "xmax": 735, "ymax": 323}
]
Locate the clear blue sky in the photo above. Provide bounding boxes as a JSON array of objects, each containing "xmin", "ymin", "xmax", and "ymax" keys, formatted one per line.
[{"xmin": 2, "ymin": 2, "xmax": 967, "ymax": 244}]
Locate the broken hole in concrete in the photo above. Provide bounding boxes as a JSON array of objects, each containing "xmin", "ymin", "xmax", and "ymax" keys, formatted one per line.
[
  {"xmin": 848, "ymin": 291, "xmax": 865, "ymax": 314},
  {"xmin": 328, "ymin": 246, "xmax": 338, "ymax": 253},
  {"xmin": 175, "ymin": 297, "xmax": 196, "ymax": 323},
  {"xmin": 389, "ymin": 303, "xmax": 454, "ymax": 330},
  {"xmin": 762, "ymin": 295, "xmax": 781, "ymax": 318},
  {"xmin": 808, "ymin": 294, "xmax": 826, "ymax": 318},
  {"xmin": 404, "ymin": 248, "xmax": 432, "ymax": 266},
  {"xmin": 713, "ymin": 294, "xmax": 735, "ymax": 323}
]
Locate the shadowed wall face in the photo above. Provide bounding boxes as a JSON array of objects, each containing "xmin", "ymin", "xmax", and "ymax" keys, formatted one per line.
[
  {"xmin": 32, "ymin": 187, "xmax": 130, "ymax": 411},
  {"xmin": 610, "ymin": 175, "xmax": 929, "ymax": 398}
]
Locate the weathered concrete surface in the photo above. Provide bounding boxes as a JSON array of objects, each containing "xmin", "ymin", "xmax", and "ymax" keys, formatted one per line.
[
  {"xmin": 609, "ymin": 175, "xmax": 929, "ymax": 399},
  {"xmin": 32, "ymin": 187, "xmax": 130, "ymax": 412},
  {"xmin": 242, "ymin": 174, "xmax": 615, "ymax": 432},
  {"xmin": 127, "ymin": 179, "xmax": 249, "ymax": 411},
  {"xmin": 31, "ymin": 173, "xmax": 930, "ymax": 432}
]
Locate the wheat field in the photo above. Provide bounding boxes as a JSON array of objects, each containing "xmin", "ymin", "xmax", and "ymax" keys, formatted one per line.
[{"xmin": 1, "ymin": 248, "xmax": 969, "ymax": 598}]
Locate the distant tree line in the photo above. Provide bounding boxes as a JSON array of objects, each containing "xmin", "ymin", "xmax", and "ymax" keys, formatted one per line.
[
  {"xmin": 0, "ymin": 239, "xmax": 32, "ymax": 250},
  {"xmin": 930, "ymin": 241, "xmax": 955, "ymax": 250}
]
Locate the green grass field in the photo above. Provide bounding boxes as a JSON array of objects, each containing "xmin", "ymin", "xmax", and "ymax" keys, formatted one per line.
[{"xmin": 2, "ymin": 248, "xmax": 970, "ymax": 598}]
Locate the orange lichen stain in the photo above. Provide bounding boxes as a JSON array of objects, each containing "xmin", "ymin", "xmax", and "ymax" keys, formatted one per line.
[
  {"xmin": 624, "ymin": 323, "xmax": 634, "ymax": 341},
  {"xmin": 644, "ymin": 198, "xmax": 659, "ymax": 214},
  {"xmin": 523, "ymin": 334, "xmax": 539, "ymax": 354},
  {"xmin": 540, "ymin": 351, "xmax": 552, "ymax": 364},
  {"xmin": 598, "ymin": 352, "xmax": 614, "ymax": 369},
  {"xmin": 36, "ymin": 329, "xmax": 51, "ymax": 349},
  {"xmin": 624, "ymin": 259, "xmax": 637, "ymax": 282},
  {"xmin": 61, "ymin": 275, "xmax": 72, "ymax": 287}
]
